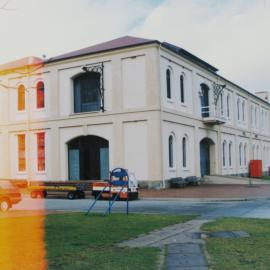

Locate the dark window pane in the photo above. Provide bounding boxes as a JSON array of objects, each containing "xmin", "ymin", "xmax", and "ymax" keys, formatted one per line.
[
  {"xmin": 169, "ymin": 135, "xmax": 173, "ymax": 167},
  {"xmin": 37, "ymin": 81, "xmax": 45, "ymax": 109},
  {"xmin": 74, "ymin": 72, "xmax": 101, "ymax": 113},
  {"xmin": 166, "ymin": 69, "xmax": 171, "ymax": 99},
  {"xmin": 180, "ymin": 75, "xmax": 184, "ymax": 103}
]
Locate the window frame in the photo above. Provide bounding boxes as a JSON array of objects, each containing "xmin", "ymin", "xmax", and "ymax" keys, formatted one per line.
[
  {"xmin": 17, "ymin": 134, "xmax": 26, "ymax": 172},
  {"xmin": 168, "ymin": 134, "xmax": 174, "ymax": 169},
  {"xmin": 36, "ymin": 81, "xmax": 45, "ymax": 109},
  {"xmin": 36, "ymin": 132, "xmax": 46, "ymax": 172},
  {"xmin": 17, "ymin": 84, "xmax": 26, "ymax": 112},
  {"xmin": 180, "ymin": 74, "xmax": 185, "ymax": 104}
]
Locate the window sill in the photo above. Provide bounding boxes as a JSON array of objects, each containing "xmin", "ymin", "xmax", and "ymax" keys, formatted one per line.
[
  {"xmin": 17, "ymin": 110, "xmax": 27, "ymax": 114},
  {"xmin": 34, "ymin": 108, "xmax": 46, "ymax": 112},
  {"xmin": 16, "ymin": 171, "xmax": 27, "ymax": 175},
  {"xmin": 167, "ymin": 99, "xmax": 174, "ymax": 104},
  {"xmin": 70, "ymin": 110, "xmax": 101, "ymax": 116},
  {"xmin": 168, "ymin": 168, "xmax": 176, "ymax": 172},
  {"xmin": 36, "ymin": 171, "xmax": 46, "ymax": 175}
]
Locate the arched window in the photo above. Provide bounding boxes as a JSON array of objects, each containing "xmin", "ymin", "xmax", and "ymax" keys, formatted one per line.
[
  {"xmin": 237, "ymin": 98, "xmax": 240, "ymax": 121},
  {"xmin": 168, "ymin": 135, "xmax": 174, "ymax": 168},
  {"xmin": 227, "ymin": 94, "xmax": 230, "ymax": 118},
  {"xmin": 182, "ymin": 136, "xmax": 187, "ymax": 168},
  {"xmin": 180, "ymin": 74, "xmax": 184, "ymax": 103},
  {"xmin": 36, "ymin": 81, "xmax": 45, "ymax": 109},
  {"xmin": 242, "ymin": 100, "xmax": 245, "ymax": 121},
  {"xmin": 166, "ymin": 69, "xmax": 171, "ymax": 99},
  {"xmin": 18, "ymin": 84, "xmax": 25, "ymax": 111},
  {"xmin": 256, "ymin": 145, "xmax": 260, "ymax": 159},
  {"xmin": 229, "ymin": 141, "xmax": 232, "ymax": 167},
  {"xmin": 222, "ymin": 140, "xmax": 227, "ymax": 167},
  {"xmin": 74, "ymin": 72, "xmax": 101, "ymax": 113},
  {"xmin": 252, "ymin": 144, "xmax": 255, "ymax": 159},
  {"xmin": 239, "ymin": 143, "xmax": 242, "ymax": 166},
  {"xmin": 220, "ymin": 93, "xmax": 224, "ymax": 116},
  {"xmin": 244, "ymin": 143, "xmax": 247, "ymax": 166},
  {"xmin": 251, "ymin": 105, "xmax": 254, "ymax": 125},
  {"xmin": 200, "ymin": 84, "xmax": 209, "ymax": 117},
  {"xmin": 255, "ymin": 107, "xmax": 257, "ymax": 127}
]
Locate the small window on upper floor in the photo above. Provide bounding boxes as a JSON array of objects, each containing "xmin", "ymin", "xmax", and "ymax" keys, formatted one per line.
[
  {"xmin": 226, "ymin": 94, "xmax": 230, "ymax": 118},
  {"xmin": 166, "ymin": 68, "xmax": 172, "ymax": 99},
  {"xmin": 36, "ymin": 81, "xmax": 45, "ymax": 109},
  {"xmin": 237, "ymin": 98, "xmax": 240, "ymax": 121},
  {"xmin": 242, "ymin": 100, "xmax": 245, "ymax": 121},
  {"xmin": 180, "ymin": 74, "xmax": 185, "ymax": 103},
  {"xmin": 74, "ymin": 72, "xmax": 101, "ymax": 113},
  {"xmin": 18, "ymin": 84, "xmax": 25, "ymax": 111},
  {"xmin": 220, "ymin": 93, "xmax": 224, "ymax": 115}
]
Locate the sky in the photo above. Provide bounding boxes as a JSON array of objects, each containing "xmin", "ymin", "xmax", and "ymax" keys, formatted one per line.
[{"xmin": 0, "ymin": 0, "xmax": 269, "ymax": 93}]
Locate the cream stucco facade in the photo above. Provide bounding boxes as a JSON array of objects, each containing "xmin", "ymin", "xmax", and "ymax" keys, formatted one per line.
[{"xmin": 0, "ymin": 36, "xmax": 269, "ymax": 187}]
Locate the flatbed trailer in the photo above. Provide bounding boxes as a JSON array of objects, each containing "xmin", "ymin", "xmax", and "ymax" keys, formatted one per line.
[{"xmin": 28, "ymin": 181, "xmax": 92, "ymax": 200}]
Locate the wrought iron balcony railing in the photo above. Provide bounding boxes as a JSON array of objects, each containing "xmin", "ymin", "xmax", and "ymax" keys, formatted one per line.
[{"xmin": 201, "ymin": 106, "xmax": 226, "ymax": 124}]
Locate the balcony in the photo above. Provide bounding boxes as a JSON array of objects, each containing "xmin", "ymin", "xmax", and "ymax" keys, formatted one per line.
[{"xmin": 201, "ymin": 106, "xmax": 226, "ymax": 125}]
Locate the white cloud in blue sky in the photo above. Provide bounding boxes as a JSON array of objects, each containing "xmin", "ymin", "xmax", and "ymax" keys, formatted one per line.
[{"xmin": 0, "ymin": 0, "xmax": 269, "ymax": 92}]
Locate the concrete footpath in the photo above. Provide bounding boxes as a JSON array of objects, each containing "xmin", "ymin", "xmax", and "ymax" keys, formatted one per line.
[{"xmin": 118, "ymin": 218, "xmax": 211, "ymax": 269}]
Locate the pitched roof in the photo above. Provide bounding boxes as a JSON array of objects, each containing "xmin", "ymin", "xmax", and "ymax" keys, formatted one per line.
[
  {"xmin": 0, "ymin": 56, "xmax": 43, "ymax": 74},
  {"xmin": 47, "ymin": 36, "xmax": 157, "ymax": 63},
  {"xmin": 162, "ymin": 42, "xmax": 218, "ymax": 73}
]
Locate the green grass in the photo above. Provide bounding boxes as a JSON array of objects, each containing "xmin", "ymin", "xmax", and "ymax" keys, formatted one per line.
[
  {"xmin": 202, "ymin": 217, "xmax": 270, "ymax": 270},
  {"xmin": 45, "ymin": 213, "xmax": 194, "ymax": 270}
]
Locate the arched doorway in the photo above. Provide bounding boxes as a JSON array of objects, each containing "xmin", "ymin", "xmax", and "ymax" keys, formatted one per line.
[
  {"xmin": 200, "ymin": 138, "xmax": 215, "ymax": 176},
  {"xmin": 68, "ymin": 135, "xmax": 109, "ymax": 180},
  {"xmin": 200, "ymin": 84, "xmax": 209, "ymax": 117}
]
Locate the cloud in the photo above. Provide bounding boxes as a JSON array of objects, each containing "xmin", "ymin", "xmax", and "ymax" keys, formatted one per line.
[
  {"xmin": 132, "ymin": 0, "xmax": 270, "ymax": 92},
  {"xmin": 0, "ymin": 0, "xmax": 159, "ymax": 61},
  {"xmin": 0, "ymin": 0, "xmax": 269, "ymax": 92}
]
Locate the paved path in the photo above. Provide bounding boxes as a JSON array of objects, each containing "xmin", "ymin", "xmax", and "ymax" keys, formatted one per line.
[
  {"xmin": 119, "ymin": 218, "xmax": 211, "ymax": 269},
  {"xmin": 11, "ymin": 196, "xmax": 270, "ymax": 219}
]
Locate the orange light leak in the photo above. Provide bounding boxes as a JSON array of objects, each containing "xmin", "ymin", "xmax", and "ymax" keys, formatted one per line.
[
  {"xmin": 0, "ymin": 59, "xmax": 47, "ymax": 270},
  {"xmin": 0, "ymin": 201, "xmax": 47, "ymax": 270}
]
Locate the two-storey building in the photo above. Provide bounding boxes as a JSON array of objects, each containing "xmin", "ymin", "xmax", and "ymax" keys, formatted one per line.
[{"xmin": 0, "ymin": 36, "xmax": 269, "ymax": 187}]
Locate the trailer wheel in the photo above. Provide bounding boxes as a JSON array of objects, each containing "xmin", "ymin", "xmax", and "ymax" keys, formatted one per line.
[
  {"xmin": 67, "ymin": 191, "xmax": 76, "ymax": 200},
  {"xmin": 77, "ymin": 191, "xmax": 85, "ymax": 199},
  {"xmin": 0, "ymin": 199, "xmax": 10, "ymax": 212}
]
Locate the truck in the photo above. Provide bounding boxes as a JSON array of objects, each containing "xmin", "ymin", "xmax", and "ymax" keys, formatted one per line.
[{"xmin": 28, "ymin": 181, "xmax": 91, "ymax": 200}]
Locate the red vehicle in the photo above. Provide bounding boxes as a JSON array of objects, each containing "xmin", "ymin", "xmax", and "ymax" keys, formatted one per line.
[{"xmin": 0, "ymin": 180, "xmax": 22, "ymax": 212}]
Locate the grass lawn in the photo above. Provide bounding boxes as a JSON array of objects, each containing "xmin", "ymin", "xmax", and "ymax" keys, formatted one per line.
[
  {"xmin": 45, "ymin": 213, "xmax": 194, "ymax": 270},
  {"xmin": 202, "ymin": 217, "xmax": 270, "ymax": 270}
]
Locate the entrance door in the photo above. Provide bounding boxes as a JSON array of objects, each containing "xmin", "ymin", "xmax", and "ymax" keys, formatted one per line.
[
  {"xmin": 100, "ymin": 148, "xmax": 109, "ymax": 180},
  {"xmin": 68, "ymin": 135, "xmax": 109, "ymax": 180},
  {"xmin": 69, "ymin": 149, "xmax": 80, "ymax": 180},
  {"xmin": 200, "ymin": 140, "xmax": 211, "ymax": 176},
  {"xmin": 200, "ymin": 84, "xmax": 209, "ymax": 117}
]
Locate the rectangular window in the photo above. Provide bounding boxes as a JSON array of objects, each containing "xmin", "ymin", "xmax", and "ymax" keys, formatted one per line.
[
  {"xmin": 37, "ymin": 132, "xmax": 45, "ymax": 171},
  {"xmin": 18, "ymin": 134, "xmax": 26, "ymax": 171}
]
